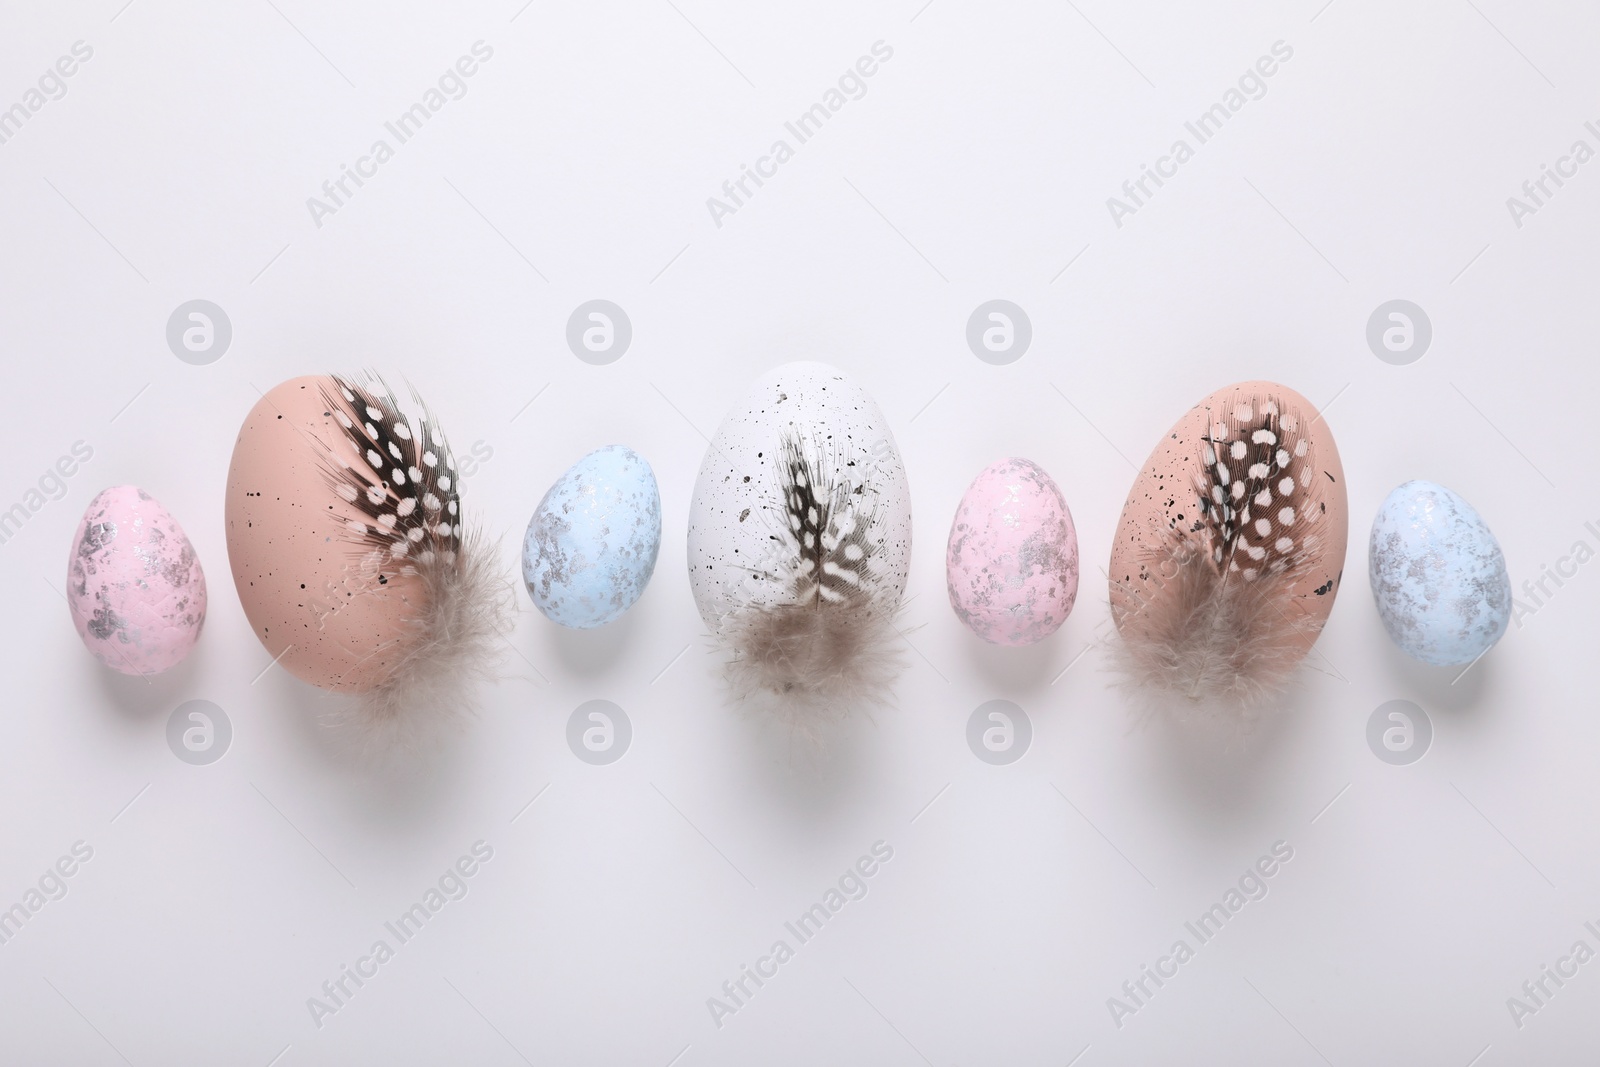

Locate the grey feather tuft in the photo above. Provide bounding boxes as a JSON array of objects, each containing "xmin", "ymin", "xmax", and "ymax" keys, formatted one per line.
[
  {"xmin": 722, "ymin": 601, "xmax": 905, "ymax": 739},
  {"xmin": 1108, "ymin": 534, "xmax": 1323, "ymax": 722}
]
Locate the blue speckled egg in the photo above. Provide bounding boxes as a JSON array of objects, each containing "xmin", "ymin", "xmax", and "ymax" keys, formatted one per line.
[
  {"xmin": 1368, "ymin": 481, "xmax": 1511, "ymax": 666},
  {"xmin": 523, "ymin": 446, "xmax": 661, "ymax": 628}
]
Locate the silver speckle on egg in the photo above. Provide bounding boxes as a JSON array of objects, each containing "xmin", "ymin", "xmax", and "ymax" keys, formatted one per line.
[
  {"xmin": 523, "ymin": 445, "xmax": 662, "ymax": 629},
  {"xmin": 1369, "ymin": 480, "xmax": 1511, "ymax": 666},
  {"xmin": 67, "ymin": 486, "xmax": 207, "ymax": 676}
]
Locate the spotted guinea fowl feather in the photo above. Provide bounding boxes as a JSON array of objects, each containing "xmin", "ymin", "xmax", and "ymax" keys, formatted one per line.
[
  {"xmin": 313, "ymin": 373, "xmax": 511, "ymax": 749},
  {"xmin": 319, "ymin": 375, "xmax": 463, "ymax": 568},
  {"xmin": 778, "ymin": 430, "xmax": 880, "ymax": 606},
  {"xmin": 1111, "ymin": 391, "xmax": 1334, "ymax": 714},
  {"xmin": 723, "ymin": 428, "xmax": 903, "ymax": 734},
  {"xmin": 1193, "ymin": 395, "xmax": 1328, "ymax": 585}
]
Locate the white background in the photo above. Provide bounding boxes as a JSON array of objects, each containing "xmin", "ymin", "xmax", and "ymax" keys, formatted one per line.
[{"xmin": 2, "ymin": 0, "xmax": 1598, "ymax": 1064}]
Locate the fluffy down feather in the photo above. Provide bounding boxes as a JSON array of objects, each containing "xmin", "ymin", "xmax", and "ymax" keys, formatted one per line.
[
  {"xmin": 317, "ymin": 374, "xmax": 513, "ymax": 749},
  {"xmin": 1109, "ymin": 533, "xmax": 1325, "ymax": 718},
  {"xmin": 716, "ymin": 429, "xmax": 905, "ymax": 735},
  {"xmin": 722, "ymin": 601, "xmax": 905, "ymax": 736}
]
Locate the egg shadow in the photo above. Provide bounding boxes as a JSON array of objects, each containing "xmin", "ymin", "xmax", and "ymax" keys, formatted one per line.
[
  {"xmin": 723, "ymin": 680, "xmax": 881, "ymax": 829},
  {"xmin": 961, "ymin": 632, "xmax": 1060, "ymax": 695},
  {"xmin": 347, "ymin": 736, "xmax": 477, "ymax": 825},
  {"xmin": 1137, "ymin": 690, "xmax": 1306, "ymax": 818},
  {"xmin": 541, "ymin": 608, "xmax": 640, "ymax": 677},
  {"xmin": 91, "ymin": 643, "xmax": 205, "ymax": 722},
  {"xmin": 260, "ymin": 669, "xmax": 477, "ymax": 818},
  {"xmin": 1377, "ymin": 638, "xmax": 1493, "ymax": 720}
]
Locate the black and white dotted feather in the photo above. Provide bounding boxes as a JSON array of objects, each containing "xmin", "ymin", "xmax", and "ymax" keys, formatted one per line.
[
  {"xmin": 1190, "ymin": 397, "xmax": 1326, "ymax": 585},
  {"xmin": 1110, "ymin": 389, "xmax": 1339, "ymax": 717},
  {"xmin": 712, "ymin": 426, "xmax": 905, "ymax": 732},
  {"xmin": 777, "ymin": 429, "xmax": 880, "ymax": 608},
  {"xmin": 320, "ymin": 374, "xmax": 463, "ymax": 573},
  {"xmin": 686, "ymin": 361, "xmax": 914, "ymax": 734},
  {"xmin": 310, "ymin": 372, "xmax": 511, "ymax": 749}
]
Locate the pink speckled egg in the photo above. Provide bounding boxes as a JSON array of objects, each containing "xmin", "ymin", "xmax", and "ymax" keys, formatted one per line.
[
  {"xmin": 946, "ymin": 458, "xmax": 1079, "ymax": 646},
  {"xmin": 67, "ymin": 486, "xmax": 207, "ymax": 675}
]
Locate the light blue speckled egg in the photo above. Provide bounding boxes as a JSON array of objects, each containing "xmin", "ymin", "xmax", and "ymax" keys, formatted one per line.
[
  {"xmin": 1368, "ymin": 481, "xmax": 1510, "ymax": 666},
  {"xmin": 523, "ymin": 446, "xmax": 661, "ymax": 628}
]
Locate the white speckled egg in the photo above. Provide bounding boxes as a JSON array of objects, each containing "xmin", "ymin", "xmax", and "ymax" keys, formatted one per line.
[
  {"xmin": 523, "ymin": 445, "xmax": 661, "ymax": 628},
  {"xmin": 947, "ymin": 458, "xmax": 1079, "ymax": 646},
  {"xmin": 686, "ymin": 362, "xmax": 912, "ymax": 713},
  {"xmin": 67, "ymin": 486, "xmax": 206, "ymax": 675},
  {"xmin": 1369, "ymin": 480, "xmax": 1511, "ymax": 666},
  {"xmin": 687, "ymin": 362, "xmax": 911, "ymax": 630}
]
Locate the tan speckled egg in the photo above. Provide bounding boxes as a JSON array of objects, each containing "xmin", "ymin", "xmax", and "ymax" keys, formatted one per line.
[
  {"xmin": 1108, "ymin": 381, "xmax": 1349, "ymax": 664},
  {"xmin": 225, "ymin": 377, "xmax": 427, "ymax": 691}
]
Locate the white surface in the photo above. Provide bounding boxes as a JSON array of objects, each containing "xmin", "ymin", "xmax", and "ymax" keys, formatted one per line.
[{"xmin": 2, "ymin": 1, "xmax": 1598, "ymax": 1064}]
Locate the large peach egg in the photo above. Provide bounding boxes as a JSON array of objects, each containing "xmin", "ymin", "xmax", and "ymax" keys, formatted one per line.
[
  {"xmin": 225, "ymin": 377, "xmax": 430, "ymax": 691},
  {"xmin": 1107, "ymin": 381, "xmax": 1348, "ymax": 700}
]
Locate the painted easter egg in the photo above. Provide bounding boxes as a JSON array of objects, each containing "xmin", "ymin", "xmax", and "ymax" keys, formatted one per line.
[
  {"xmin": 946, "ymin": 457, "xmax": 1079, "ymax": 646},
  {"xmin": 687, "ymin": 361, "xmax": 911, "ymax": 716},
  {"xmin": 1369, "ymin": 480, "xmax": 1510, "ymax": 666},
  {"xmin": 523, "ymin": 445, "xmax": 661, "ymax": 628},
  {"xmin": 1107, "ymin": 381, "xmax": 1349, "ymax": 706},
  {"xmin": 225, "ymin": 375, "xmax": 505, "ymax": 720},
  {"xmin": 67, "ymin": 486, "xmax": 206, "ymax": 675}
]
